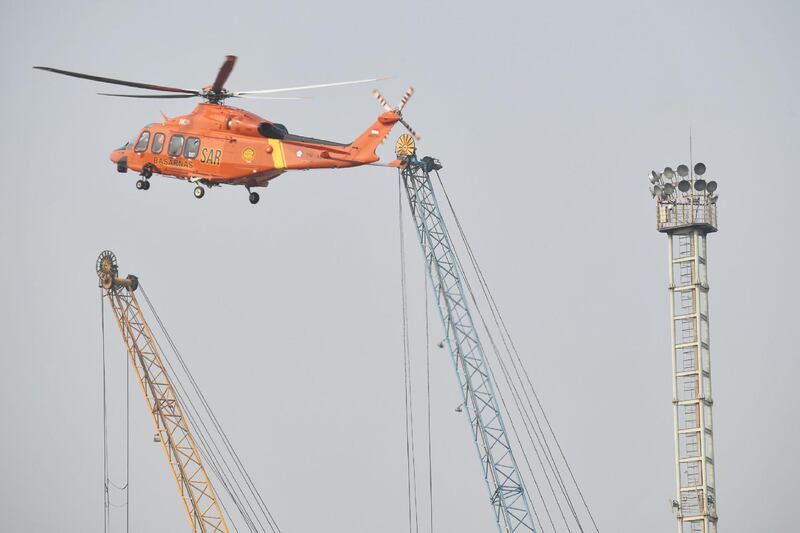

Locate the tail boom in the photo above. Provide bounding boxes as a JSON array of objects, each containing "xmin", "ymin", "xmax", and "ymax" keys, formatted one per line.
[{"xmin": 345, "ymin": 111, "xmax": 401, "ymax": 164}]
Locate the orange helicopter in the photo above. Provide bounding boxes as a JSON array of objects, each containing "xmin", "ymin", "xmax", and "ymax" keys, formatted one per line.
[{"xmin": 34, "ymin": 56, "xmax": 419, "ymax": 204}]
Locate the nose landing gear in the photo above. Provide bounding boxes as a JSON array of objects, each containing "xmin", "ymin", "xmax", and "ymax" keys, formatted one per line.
[{"xmin": 136, "ymin": 163, "xmax": 154, "ymax": 191}]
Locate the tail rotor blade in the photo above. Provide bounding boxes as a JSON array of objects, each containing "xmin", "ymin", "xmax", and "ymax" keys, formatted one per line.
[
  {"xmin": 400, "ymin": 118, "xmax": 420, "ymax": 141},
  {"xmin": 397, "ymin": 86, "xmax": 414, "ymax": 112},
  {"xmin": 372, "ymin": 89, "xmax": 393, "ymax": 112}
]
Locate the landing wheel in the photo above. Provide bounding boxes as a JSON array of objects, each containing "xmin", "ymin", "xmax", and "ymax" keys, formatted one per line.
[
  {"xmin": 249, "ymin": 192, "xmax": 260, "ymax": 205},
  {"xmin": 136, "ymin": 179, "xmax": 145, "ymax": 190},
  {"xmin": 193, "ymin": 186, "xmax": 205, "ymax": 199},
  {"xmin": 142, "ymin": 180, "xmax": 150, "ymax": 190}
]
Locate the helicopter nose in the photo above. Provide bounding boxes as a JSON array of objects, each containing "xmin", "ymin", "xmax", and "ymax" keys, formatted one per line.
[{"xmin": 111, "ymin": 150, "xmax": 128, "ymax": 173}]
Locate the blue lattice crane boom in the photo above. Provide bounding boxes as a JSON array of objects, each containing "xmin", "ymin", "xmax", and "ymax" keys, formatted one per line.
[{"xmin": 390, "ymin": 126, "xmax": 537, "ymax": 533}]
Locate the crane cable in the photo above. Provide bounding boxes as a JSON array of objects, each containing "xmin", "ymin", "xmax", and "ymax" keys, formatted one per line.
[
  {"xmin": 139, "ymin": 284, "xmax": 281, "ymax": 533},
  {"xmin": 400, "ymin": 175, "xmax": 554, "ymax": 532},
  {"xmin": 424, "ymin": 273, "xmax": 434, "ymax": 533},
  {"xmin": 399, "ymin": 177, "xmax": 421, "ymax": 533},
  {"xmin": 126, "ymin": 316, "xmax": 131, "ymax": 533},
  {"xmin": 101, "ymin": 290, "xmax": 109, "ymax": 533},
  {"xmin": 434, "ymin": 173, "xmax": 582, "ymax": 532},
  {"xmin": 403, "ymin": 178, "xmax": 555, "ymax": 531},
  {"xmin": 432, "ymin": 170, "xmax": 601, "ymax": 533},
  {"xmin": 141, "ymin": 285, "xmax": 266, "ymax": 533},
  {"xmin": 100, "ymin": 290, "xmax": 131, "ymax": 533}
]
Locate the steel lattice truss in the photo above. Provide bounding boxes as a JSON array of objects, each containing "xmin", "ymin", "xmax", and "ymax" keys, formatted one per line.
[
  {"xmin": 401, "ymin": 159, "xmax": 536, "ymax": 533},
  {"xmin": 664, "ymin": 228, "xmax": 718, "ymax": 533},
  {"xmin": 105, "ymin": 285, "xmax": 228, "ymax": 533}
]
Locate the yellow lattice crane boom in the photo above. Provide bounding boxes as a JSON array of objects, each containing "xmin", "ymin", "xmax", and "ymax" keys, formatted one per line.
[{"xmin": 97, "ymin": 250, "xmax": 228, "ymax": 533}]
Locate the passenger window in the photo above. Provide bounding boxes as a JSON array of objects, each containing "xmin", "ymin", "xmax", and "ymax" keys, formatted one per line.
[
  {"xmin": 184, "ymin": 137, "xmax": 200, "ymax": 159},
  {"xmin": 168, "ymin": 135, "xmax": 184, "ymax": 157},
  {"xmin": 134, "ymin": 131, "xmax": 150, "ymax": 153},
  {"xmin": 151, "ymin": 133, "xmax": 165, "ymax": 154}
]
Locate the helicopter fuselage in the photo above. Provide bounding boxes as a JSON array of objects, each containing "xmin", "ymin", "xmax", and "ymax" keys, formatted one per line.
[{"xmin": 112, "ymin": 102, "xmax": 401, "ymax": 189}]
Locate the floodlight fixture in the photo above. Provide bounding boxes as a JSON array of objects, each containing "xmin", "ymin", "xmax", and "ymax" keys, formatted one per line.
[
  {"xmin": 678, "ymin": 180, "xmax": 691, "ymax": 192},
  {"xmin": 653, "ymin": 185, "xmax": 663, "ymax": 197},
  {"xmin": 694, "ymin": 162, "xmax": 706, "ymax": 176},
  {"xmin": 677, "ymin": 164, "xmax": 689, "ymax": 177},
  {"xmin": 663, "ymin": 167, "xmax": 675, "ymax": 180},
  {"xmin": 663, "ymin": 183, "xmax": 675, "ymax": 195},
  {"xmin": 706, "ymin": 181, "xmax": 718, "ymax": 193},
  {"xmin": 694, "ymin": 179, "xmax": 707, "ymax": 191},
  {"xmin": 649, "ymin": 170, "xmax": 660, "ymax": 184}
]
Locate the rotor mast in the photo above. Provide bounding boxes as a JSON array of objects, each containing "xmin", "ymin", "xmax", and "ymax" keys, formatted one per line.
[{"xmin": 97, "ymin": 251, "xmax": 228, "ymax": 533}]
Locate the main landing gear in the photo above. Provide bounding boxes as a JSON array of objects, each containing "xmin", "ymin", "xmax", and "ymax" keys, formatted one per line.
[
  {"xmin": 246, "ymin": 185, "xmax": 262, "ymax": 205},
  {"xmin": 190, "ymin": 182, "xmax": 262, "ymax": 203},
  {"xmin": 136, "ymin": 179, "xmax": 150, "ymax": 190}
]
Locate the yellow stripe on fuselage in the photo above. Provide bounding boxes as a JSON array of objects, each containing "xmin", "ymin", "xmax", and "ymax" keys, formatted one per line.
[{"xmin": 268, "ymin": 139, "xmax": 286, "ymax": 169}]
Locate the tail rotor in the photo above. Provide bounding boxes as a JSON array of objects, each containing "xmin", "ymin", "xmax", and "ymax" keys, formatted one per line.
[{"xmin": 373, "ymin": 86, "xmax": 421, "ymax": 140}]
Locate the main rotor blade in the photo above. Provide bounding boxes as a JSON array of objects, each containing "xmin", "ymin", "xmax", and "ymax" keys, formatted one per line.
[
  {"xmin": 232, "ymin": 95, "xmax": 312, "ymax": 100},
  {"xmin": 211, "ymin": 55, "xmax": 237, "ymax": 93},
  {"xmin": 233, "ymin": 76, "xmax": 390, "ymax": 96},
  {"xmin": 98, "ymin": 93, "xmax": 198, "ymax": 99},
  {"xmin": 33, "ymin": 66, "xmax": 200, "ymax": 95}
]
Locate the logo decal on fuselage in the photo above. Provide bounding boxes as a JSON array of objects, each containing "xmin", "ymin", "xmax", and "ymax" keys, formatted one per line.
[
  {"xmin": 200, "ymin": 147, "xmax": 223, "ymax": 166},
  {"xmin": 241, "ymin": 147, "xmax": 256, "ymax": 163},
  {"xmin": 154, "ymin": 156, "xmax": 194, "ymax": 169}
]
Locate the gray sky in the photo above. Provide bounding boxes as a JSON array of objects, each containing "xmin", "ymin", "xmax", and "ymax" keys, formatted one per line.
[{"xmin": 1, "ymin": 1, "xmax": 798, "ymax": 532}]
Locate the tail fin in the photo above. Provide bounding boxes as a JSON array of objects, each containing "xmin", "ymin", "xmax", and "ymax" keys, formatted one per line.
[{"xmin": 346, "ymin": 111, "xmax": 402, "ymax": 163}]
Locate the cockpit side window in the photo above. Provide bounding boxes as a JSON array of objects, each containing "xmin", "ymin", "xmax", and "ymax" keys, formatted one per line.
[
  {"xmin": 184, "ymin": 137, "xmax": 200, "ymax": 159},
  {"xmin": 167, "ymin": 135, "xmax": 185, "ymax": 157},
  {"xmin": 151, "ymin": 132, "xmax": 165, "ymax": 154},
  {"xmin": 134, "ymin": 131, "xmax": 150, "ymax": 153}
]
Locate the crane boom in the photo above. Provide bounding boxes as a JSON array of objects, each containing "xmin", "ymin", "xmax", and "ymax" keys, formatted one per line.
[
  {"xmin": 97, "ymin": 251, "xmax": 229, "ymax": 533},
  {"xmin": 399, "ymin": 155, "xmax": 537, "ymax": 533}
]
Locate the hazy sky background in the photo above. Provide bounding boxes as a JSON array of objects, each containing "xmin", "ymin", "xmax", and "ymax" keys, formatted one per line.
[{"xmin": 1, "ymin": 1, "xmax": 798, "ymax": 532}]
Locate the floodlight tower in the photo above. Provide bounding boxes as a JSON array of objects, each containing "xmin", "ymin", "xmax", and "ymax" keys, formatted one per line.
[{"xmin": 649, "ymin": 163, "xmax": 719, "ymax": 533}]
